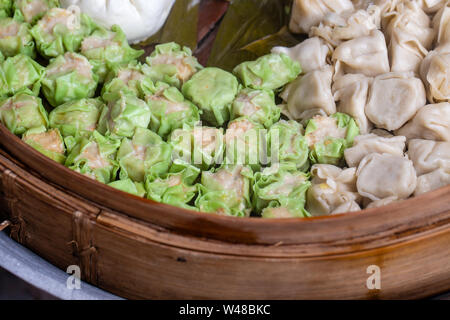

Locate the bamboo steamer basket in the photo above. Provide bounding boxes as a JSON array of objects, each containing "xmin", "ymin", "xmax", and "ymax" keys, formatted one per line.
[{"xmin": 1, "ymin": 1, "xmax": 450, "ymax": 299}]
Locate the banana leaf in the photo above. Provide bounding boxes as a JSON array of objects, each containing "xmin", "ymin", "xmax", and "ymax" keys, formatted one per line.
[
  {"xmin": 135, "ymin": 0, "xmax": 199, "ymax": 52},
  {"xmin": 208, "ymin": 0, "xmax": 302, "ymax": 71}
]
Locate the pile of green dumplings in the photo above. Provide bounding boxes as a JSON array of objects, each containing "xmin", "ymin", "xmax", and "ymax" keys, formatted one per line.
[{"xmin": 0, "ymin": 1, "xmax": 360, "ymax": 218}]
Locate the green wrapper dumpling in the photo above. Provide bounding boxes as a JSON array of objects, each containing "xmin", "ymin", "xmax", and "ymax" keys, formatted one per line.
[
  {"xmin": 145, "ymin": 42, "xmax": 203, "ymax": 89},
  {"xmin": 22, "ymin": 126, "xmax": 66, "ymax": 164},
  {"xmin": 267, "ymin": 120, "xmax": 309, "ymax": 171},
  {"xmin": 65, "ymin": 130, "xmax": 120, "ymax": 184},
  {"xmin": 97, "ymin": 92, "xmax": 151, "ymax": 139},
  {"xmin": 108, "ymin": 179, "xmax": 146, "ymax": 198},
  {"xmin": 169, "ymin": 126, "xmax": 224, "ymax": 170},
  {"xmin": 116, "ymin": 127, "xmax": 172, "ymax": 182},
  {"xmin": 146, "ymin": 160, "xmax": 200, "ymax": 210},
  {"xmin": 48, "ymin": 98, "xmax": 103, "ymax": 138},
  {"xmin": 0, "ymin": 92, "xmax": 48, "ymax": 135},
  {"xmin": 102, "ymin": 62, "xmax": 155, "ymax": 101},
  {"xmin": 13, "ymin": 0, "xmax": 59, "ymax": 24},
  {"xmin": 0, "ymin": 54, "xmax": 45, "ymax": 96},
  {"xmin": 31, "ymin": 7, "xmax": 94, "ymax": 58},
  {"xmin": 42, "ymin": 52, "xmax": 98, "ymax": 107},
  {"xmin": 182, "ymin": 67, "xmax": 239, "ymax": 126},
  {"xmin": 253, "ymin": 163, "xmax": 311, "ymax": 216},
  {"xmin": 305, "ymin": 113, "xmax": 359, "ymax": 165},
  {"xmin": 233, "ymin": 53, "xmax": 301, "ymax": 90},
  {"xmin": 0, "ymin": 0, "xmax": 11, "ymax": 18},
  {"xmin": 196, "ymin": 165, "xmax": 253, "ymax": 217},
  {"xmin": 0, "ymin": 18, "xmax": 35, "ymax": 58},
  {"xmin": 225, "ymin": 117, "xmax": 266, "ymax": 170},
  {"xmin": 231, "ymin": 88, "xmax": 280, "ymax": 128},
  {"xmin": 81, "ymin": 25, "xmax": 144, "ymax": 82},
  {"xmin": 146, "ymin": 82, "xmax": 200, "ymax": 139}
]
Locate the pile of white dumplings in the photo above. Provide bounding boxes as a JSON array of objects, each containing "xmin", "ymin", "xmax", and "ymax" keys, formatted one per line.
[{"xmin": 272, "ymin": 0, "xmax": 449, "ymax": 213}]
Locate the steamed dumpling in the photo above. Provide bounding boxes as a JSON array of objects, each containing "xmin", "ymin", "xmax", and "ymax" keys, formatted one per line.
[
  {"xmin": 309, "ymin": 5, "xmax": 381, "ymax": 47},
  {"xmin": 433, "ymin": 2, "xmax": 450, "ymax": 45},
  {"xmin": 414, "ymin": 168, "xmax": 450, "ymax": 195},
  {"xmin": 280, "ymin": 65, "xmax": 336, "ymax": 118},
  {"xmin": 415, "ymin": 0, "xmax": 447, "ymax": 13},
  {"xmin": 344, "ymin": 133, "xmax": 406, "ymax": 167},
  {"xmin": 419, "ymin": 44, "xmax": 450, "ymax": 103},
  {"xmin": 332, "ymin": 30, "xmax": 390, "ymax": 78},
  {"xmin": 332, "ymin": 73, "xmax": 372, "ymax": 134},
  {"xmin": 271, "ymin": 37, "xmax": 331, "ymax": 74},
  {"xmin": 396, "ymin": 102, "xmax": 450, "ymax": 141},
  {"xmin": 61, "ymin": 0, "xmax": 176, "ymax": 44},
  {"xmin": 407, "ymin": 139, "xmax": 450, "ymax": 176},
  {"xmin": 365, "ymin": 72, "xmax": 426, "ymax": 131},
  {"xmin": 383, "ymin": 0, "xmax": 434, "ymax": 49},
  {"xmin": 306, "ymin": 164, "xmax": 361, "ymax": 216},
  {"xmin": 356, "ymin": 153, "xmax": 417, "ymax": 201},
  {"xmin": 289, "ymin": 0, "xmax": 354, "ymax": 34}
]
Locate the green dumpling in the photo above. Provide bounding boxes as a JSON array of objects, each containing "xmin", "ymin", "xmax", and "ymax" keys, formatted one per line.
[
  {"xmin": 80, "ymin": 24, "xmax": 143, "ymax": 82},
  {"xmin": 182, "ymin": 67, "xmax": 239, "ymax": 126},
  {"xmin": 48, "ymin": 98, "xmax": 103, "ymax": 138},
  {"xmin": 0, "ymin": 91, "xmax": 48, "ymax": 135},
  {"xmin": 233, "ymin": 53, "xmax": 301, "ymax": 90},
  {"xmin": 116, "ymin": 127, "xmax": 172, "ymax": 182},
  {"xmin": 22, "ymin": 126, "xmax": 66, "ymax": 164},
  {"xmin": 267, "ymin": 120, "xmax": 309, "ymax": 171},
  {"xmin": 146, "ymin": 82, "xmax": 200, "ymax": 139},
  {"xmin": 224, "ymin": 117, "xmax": 266, "ymax": 171},
  {"xmin": 253, "ymin": 163, "xmax": 311, "ymax": 217},
  {"xmin": 65, "ymin": 130, "xmax": 120, "ymax": 184},
  {"xmin": 108, "ymin": 179, "xmax": 146, "ymax": 198},
  {"xmin": 30, "ymin": 7, "xmax": 95, "ymax": 58},
  {"xmin": 13, "ymin": 0, "xmax": 59, "ymax": 24},
  {"xmin": 42, "ymin": 52, "xmax": 98, "ymax": 107},
  {"xmin": 0, "ymin": 53, "xmax": 45, "ymax": 96},
  {"xmin": 102, "ymin": 61, "xmax": 155, "ymax": 101},
  {"xmin": 169, "ymin": 125, "xmax": 224, "ymax": 171},
  {"xmin": 0, "ymin": 0, "xmax": 12, "ymax": 18},
  {"xmin": 97, "ymin": 92, "xmax": 151, "ymax": 139},
  {"xmin": 0, "ymin": 18, "xmax": 35, "ymax": 58},
  {"xmin": 196, "ymin": 164, "xmax": 253, "ymax": 217},
  {"xmin": 305, "ymin": 113, "xmax": 359, "ymax": 165},
  {"xmin": 145, "ymin": 42, "xmax": 203, "ymax": 89},
  {"xmin": 146, "ymin": 160, "xmax": 200, "ymax": 210},
  {"xmin": 231, "ymin": 88, "xmax": 280, "ymax": 128}
]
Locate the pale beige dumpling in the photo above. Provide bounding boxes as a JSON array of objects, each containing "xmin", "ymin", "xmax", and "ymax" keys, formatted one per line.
[
  {"xmin": 280, "ymin": 65, "xmax": 336, "ymax": 119},
  {"xmin": 271, "ymin": 37, "xmax": 331, "ymax": 74},
  {"xmin": 356, "ymin": 153, "xmax": 417, "ymax": 201},
  {"xmin": 365, "ymin": 72, "xmax": 426, "ymax": 131},
  {"xmin": 331, "ymin": 200, "xmax": 361, "ymax": 214},
  {"xmin": 366, "ymin": 196, "xmax": 399, "ymax": 209},
  {"xmin": 414, "ymin": 168, "xmax": 450, "ymax": 195},
  {"xmin": 416, "ymin": 0, "xmax": 447, "ymax": 13},
  {"xmin": 383, "ymin": 0, "xmax": 434, "ymax": 49},
  {"xmin": 344, "ymin": 134, "xmax": 406, "ymax": 167},
  {"xmin": 419, "ymin": 44, "xmax": 450, "ymax": 103},
  {"xmin": 433, "ymin": 2, "xmax": 450, "ymax": 45},
  {"xmin": 332, "ymin": 73, "xmax": 372, "ymax": 134},
  {"xmin": 306, "ymin": 164, "xmax": 362, "ymax": 216},
  {"xmin": 396, "ymin": 102, "xmax": 450, "ymax": 141},
  {"xmin": 309, "ymin": 5, "xmax": 381, "ymax": 47},
  {"xmin": 407, "ymin": 139, "xmax": 450, "ymax": 176},
  {"xmin": 332, "ymin": 30, "xmax": 390, "ymax": 78},
  {"xmin": 289, "ymin": 0, "xmax": 354, "ymax": 34}
]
